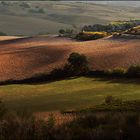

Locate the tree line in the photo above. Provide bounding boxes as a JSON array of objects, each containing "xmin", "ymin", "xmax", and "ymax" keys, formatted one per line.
[{"xmin": 82, "ymin": 20, "xmax": 140, "ymax": 33}]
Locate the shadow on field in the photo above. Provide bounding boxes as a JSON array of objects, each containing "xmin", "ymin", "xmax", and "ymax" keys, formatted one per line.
[
  {"xmin": 0, "ymin": 73, "xmax": 140, "ymax": 86},
  {"xmin": 0, "ymin": 36, "xmax": 33, "ymax": 45},
  {"xmin": 86, "ymin": 75, "xmax": 140, "ymax": 85},
  {"xmin": 0, "ymin": 76, "xmax": 79, "ymax": 86}
]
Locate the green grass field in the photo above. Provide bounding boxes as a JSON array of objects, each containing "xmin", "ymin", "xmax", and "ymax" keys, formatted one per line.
[{"xmin": 0, "ymin": 77, "xmax": 140, "ymax": 112}]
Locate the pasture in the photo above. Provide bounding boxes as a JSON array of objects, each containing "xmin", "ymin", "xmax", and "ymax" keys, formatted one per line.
[{"xmin": 0, "ymin": 77, "xmax": 140, "ymax": 112}]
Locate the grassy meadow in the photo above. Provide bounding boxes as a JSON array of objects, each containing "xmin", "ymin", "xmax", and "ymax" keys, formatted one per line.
[{"xmin": 0, "ymin": 77, "xmax": 140, "ymax": 112}]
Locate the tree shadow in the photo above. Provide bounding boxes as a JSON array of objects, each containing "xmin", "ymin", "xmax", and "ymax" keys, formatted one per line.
[
  {"xmin": 0, "ymin": 73, "xmax": 140, "ymax": 86},
  {"xmin": 86, "ymin": 75, "xmax": 140, "ymax": 85},
  {"xmin": 0, "ymin": 76, "xmax": 79, "ymax": 86}
]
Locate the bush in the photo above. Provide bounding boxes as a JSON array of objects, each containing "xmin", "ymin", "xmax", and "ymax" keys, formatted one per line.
[
  {"xmin": 127, "ymin": 65, "xmax": 140, "ymax": 77},
  {"xmin": 105, "ymin": 95, "xmax": 114, "ymax": 104},
  {"xmin": 54, "ymin": 112, "xmax": 140, "ymax": 140},
  {"xmin": 58, "ymin": 28, "xmax": 74, "ymax": 37},
  {"xmin": 59, "ymin": 29, "xmax": 65, "ymax": 35},
  {"xmin": 50, "ymin": 68, "xmax": 65, "ymax": 79},
  {"xmin": 0, "ymin": 99, "xmax": 139, "ymax": 140},
  {"xmin": 0, "ymin": 32, "xmax": 7, "ymax": 36},
  {"xmin": 76, "ymin": 31, "xmax": 107, "ymax": 41},
  {"xmin": 111, "ymin": 68, "xmax": 126, "ymax": 77},
  {"xmin": 105, "ymin": 96, "xmax": 122, "ymax": 105},
  {"xmin": 20, "ymin": 2, "xmax": 30, "ymax": 8}
]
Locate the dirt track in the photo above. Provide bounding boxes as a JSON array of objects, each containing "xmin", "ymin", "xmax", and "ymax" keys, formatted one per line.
[{"xmin": 0, "ymin": 35, "xmax": 140, "ymax": 81}]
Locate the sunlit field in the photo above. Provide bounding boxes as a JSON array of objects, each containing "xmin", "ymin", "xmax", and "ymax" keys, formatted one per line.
[{"xmin": 0, "ymin": 77, "xmax": 139, "ymax": 112}]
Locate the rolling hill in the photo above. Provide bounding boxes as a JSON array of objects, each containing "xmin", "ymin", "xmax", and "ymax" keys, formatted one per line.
[
  {"xmin": 0, "ymin": 1, "xmax": 140, "ymax": 35},
  {"xmin": 0, "ymin": 35, "xmax": 140, "ymax": 81}
]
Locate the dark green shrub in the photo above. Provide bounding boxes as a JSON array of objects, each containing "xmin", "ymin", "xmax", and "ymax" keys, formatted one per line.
[
  {"xmin": 111, "ymin": 68, "xmax": 126, "ymax": 77},
  {"xmin": 76, "ymin": 32, "xmax": 105, "ymax": 41},
  {"xmin": 0, "ymin": 32, "xmax": 7, "ymax": 36},
  {"xmin": 20, "ymin": 2, "xmax": 30, "ymax": 8},
  {"xmin": 59, "ymin": 29, "xmax": 65, "ymax": 35},
  {"xmin": 127, "ymin": 65, "xmax": 140, "ymax": 77},
  {"xmin": 50, "ymin": 68, "xmax": 64, "ymax": 78},
  {"xmin": 105, "ymin": 95, "xmax": 114, "ymax": 105},
  {"xmin": 58, "ymin": 28, "xmax": 74, "ymax": 37},
  {"xmin": 105, "ymin": 96, "xmax": 122, "ymax": 105}
]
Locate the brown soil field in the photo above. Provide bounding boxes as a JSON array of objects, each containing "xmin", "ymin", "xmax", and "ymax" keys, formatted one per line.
[{"xmin": 0, "ymin": 35, "xmax": 140, "ymax": 81}]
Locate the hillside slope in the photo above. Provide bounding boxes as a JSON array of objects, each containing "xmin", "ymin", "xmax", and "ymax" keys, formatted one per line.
[
  {"xmin": 0, "ymin": 36, "xmax": 140, "ymax": 81},
  {"xmin": 0, "ymin": 1, "xmax": 140, "ymax": 35}
]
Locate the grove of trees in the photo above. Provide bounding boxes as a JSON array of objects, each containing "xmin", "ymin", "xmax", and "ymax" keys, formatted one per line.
[{"xmin": 82, "ymin": 20, "xmax": 140, "ymax": 33}]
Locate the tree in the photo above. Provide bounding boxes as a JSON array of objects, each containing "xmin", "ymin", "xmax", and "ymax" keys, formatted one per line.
[
  {"xmin": 0, "ymin": 32, "xmax": 7, "ymax": 36},
  {"xmin": 50, "ymin": 52, "xmax": 89, "ymax": 78},
  {"xmin": 67, "ymin": 52, "xmax": 89, "ymax": 75},
  {"xmin": 59, "ymin": 29, "xmax": 65, "ymax": 36}
]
